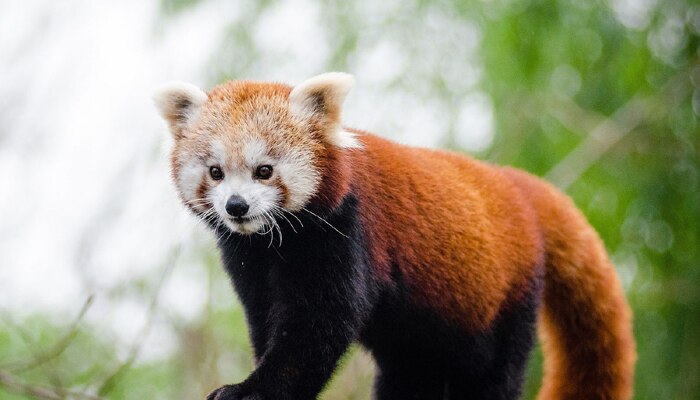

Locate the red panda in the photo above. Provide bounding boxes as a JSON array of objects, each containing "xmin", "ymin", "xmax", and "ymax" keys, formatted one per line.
[{"xmin": 154, "ymin": 73, "xmax": 636, "ymax": 400}]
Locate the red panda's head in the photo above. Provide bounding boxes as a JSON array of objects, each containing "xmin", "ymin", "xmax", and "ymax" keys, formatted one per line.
[{"xmin": 154, "ymin": 73, "xmax": 360, "ymax": 234}]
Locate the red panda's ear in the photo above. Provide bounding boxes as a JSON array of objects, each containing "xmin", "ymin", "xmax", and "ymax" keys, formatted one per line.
[
  {"xmin": 153, "ymin": 82, "xmax": 208, "ymax": 140},
  {"xmin": 289, "ymin": 72, "xmax": 362, "ymax": 149}
]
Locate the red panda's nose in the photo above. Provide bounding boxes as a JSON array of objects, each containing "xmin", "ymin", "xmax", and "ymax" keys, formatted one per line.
[{"xmin": 225, "ymin": 195, "xmax": 250, "ymax": 217}]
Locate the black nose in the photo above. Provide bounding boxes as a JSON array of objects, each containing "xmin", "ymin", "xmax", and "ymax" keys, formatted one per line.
[{"xmin": 225, "ymin": 195, "xmax": 250, "ymax": 217}]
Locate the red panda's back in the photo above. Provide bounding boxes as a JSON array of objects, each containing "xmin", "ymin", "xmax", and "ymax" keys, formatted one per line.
[{"xmin": 349, "ymin": 132, "xmax": 545, "ymax": 331}]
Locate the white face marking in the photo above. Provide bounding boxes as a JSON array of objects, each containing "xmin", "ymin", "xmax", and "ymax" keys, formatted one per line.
[
  {"xmin": 202, "ymin": 139, "xmax": 282, "ymax": 234},
  {"xmin": 209, "ymin": 139, "xmax": 228, "ymax": 166},
  {"xmin": 209, "ymin": 175, "xmax": 280, "ymax": 234},
  {"xmin": 275, "ymin": 148, "xmax": 320, "ymax": 210},
  {"xmin": 243, "ymin": 139, "xmax": 271, "ymax": 166},
  {"xmin": 177, "ymin": 155, "xmax": 206, "ymax": 203}
]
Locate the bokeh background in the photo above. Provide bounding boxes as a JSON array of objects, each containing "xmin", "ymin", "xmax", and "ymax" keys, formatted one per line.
[{"xmin": 1, "ymin": 0, "xmax": 698, "ymax": 399}]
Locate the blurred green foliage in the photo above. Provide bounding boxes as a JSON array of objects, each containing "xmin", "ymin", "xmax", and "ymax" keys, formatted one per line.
[{"xmin": 2, "ymin": 0, "xmax": 698, "ymax": 399}]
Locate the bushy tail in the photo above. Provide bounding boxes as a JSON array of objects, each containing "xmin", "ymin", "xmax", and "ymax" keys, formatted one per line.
[
  {"xmin": 504, "ymin": 168, "xmax": 636, "ymax": 400},
  {"xmin": 538, "ymin": 218, "xmax": 635, "ymax": 399}
]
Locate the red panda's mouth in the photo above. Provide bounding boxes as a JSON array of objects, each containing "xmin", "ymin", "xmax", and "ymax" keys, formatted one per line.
[
  {"xmin": 225, "ymin": 214, "xmax": 268, "ymax": 234},
  {"xmin": 227, "ymin": 215, "xmax": 267, "ymax": 235}
]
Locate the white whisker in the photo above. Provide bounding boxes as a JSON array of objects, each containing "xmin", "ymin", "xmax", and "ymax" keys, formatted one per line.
[
  {"xmin": 280, "ymin": 207, "xmax": 304, "ymax": 228},
  {"xmin": 272, "ymin": 207, "xmax": 298, "ymax": 234},
  {"xmin": 271, "ymin": 212, "xmax": 283, "ymax": 246},
  {"xmin": 302, "ymin": 208, "xmax": 349, "ymax": 238},
  {"xmin": 185, "ymin": 198, "xmax": 210, "ymax": 205}
]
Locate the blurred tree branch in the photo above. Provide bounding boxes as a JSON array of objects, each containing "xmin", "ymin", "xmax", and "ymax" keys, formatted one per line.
[
  {"xmin": 0, "ymin": 296, "xmax": 96, "ymax": 398},
  {"xmin": 96, "ymin": 247, "xmax": 180, "ymax": 396},
  {"xmin": 544, "ymin": 63, "xmax": 697, "ymax": 190},
  {"xmin": 0, "ymin": 369, "xmax": 103, "ymax": 400},
  {"xmin": 0, "ymin": 314, "xmax": 65, "ymax": 390},
  {"xmin": 3, "ymin": 296, "xmax": 94, "ymax": 373}
]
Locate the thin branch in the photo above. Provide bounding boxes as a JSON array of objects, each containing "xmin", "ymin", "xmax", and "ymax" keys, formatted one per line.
[
  {"xmin": 0, "ymin": 312, "xmax": 66, "ymax": 390},
  {"xmin": 544, "ymin": 94, "xmax": 655, "ymax": 190},
  {"xmin": 0, "ymin": 369, "xmax": 103, "ymax": 400},
  {"xmin": 544, "ymin": 65, "xmax": 695, "ymax": 190},
  {"xmin": 96, "ymin": 247, "xmax": 181, "ymax": 396},
  {"xmin": 3, "ymin": 296, "xmax": 95, "ymax": 373}
]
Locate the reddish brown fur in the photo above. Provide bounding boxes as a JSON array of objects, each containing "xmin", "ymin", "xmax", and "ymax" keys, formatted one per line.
[
  {"xmin": 316, "ymin": 132, "xmax": 635, "ymax": 398},
  {"xmin": 343, "ymin": 134, "xmax": 544, "ymax": 329}
]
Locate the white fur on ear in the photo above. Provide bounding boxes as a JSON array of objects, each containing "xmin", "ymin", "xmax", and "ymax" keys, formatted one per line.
[
  {"xmin": 289, "ymin": 72, "xmax": 362, "ymax": 149},
  {"xmin": 153, "ymin": 82, "xmax": 208, "ymax": 139}
]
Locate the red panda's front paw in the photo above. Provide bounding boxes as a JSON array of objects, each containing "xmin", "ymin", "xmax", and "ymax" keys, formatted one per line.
[{"xmin": 205, "ymin": 384, "xmax": 264, "ymax": 400}]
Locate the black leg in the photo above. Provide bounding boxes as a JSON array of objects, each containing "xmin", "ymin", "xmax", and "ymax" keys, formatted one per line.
[
  {"xmin": 218, "ymin": 230, "xmax": 273, "ymax": 362},
  {"xmin": 446, "ymin": 284, "xmax": 541, "ymax": 400},
  {"xmin": 213, "ymin": 199, "xmax": 377, "ymax": 400}
]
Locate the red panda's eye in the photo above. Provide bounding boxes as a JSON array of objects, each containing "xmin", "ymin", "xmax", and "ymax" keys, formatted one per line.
[
  {"xmin": 255, "ymin": 165, "xmax": 273, "ymax": 180},
  {"xmin": 209, "ymin": 166, "xmax": 224, "ymax": 180}
]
